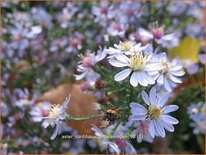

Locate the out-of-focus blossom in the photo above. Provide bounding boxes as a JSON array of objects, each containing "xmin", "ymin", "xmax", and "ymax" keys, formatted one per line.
[
  {"xmin": 187, "ymin": 102, "xmax": 205, "ymax": 135},
  {"xmin": 75, "ymin": 48, "xmax": 106, "ymax": 82},
  {"xmin": 56, "ymin": 2, "xmax": 78, "ymax": 28},
  {"xmin": 130, "ymin": 87, "xmax": 179, "ymax": 138},
  {"xmin": 131, "ymin": 120, "xmax": 154, "ymax": 143},
  {"xmin": 92, "ymin": 1, "xmax": 115, "ymax": 26},
  {"xmin": 91, "ymin": 124, "xmax": 121, "ymax": 154},
  {"xmin": 31, "ymin": 7, "xmax": 53, "ymax": 29},
  {"xmin": 42, "ymin": 95, "xmax": 71, "ymax": 140},
  {"xmin": 199, "ymin": 54, "xmax": 205, "ymax": 64},
  {"xmin": 138, "ymin": 22, "xmax": 179, "ymax": 48},
  {"xmin": 30, "ymin": 101, "xmax": 51, "ymax": 123},
  {"xmin": 107, "ymin": 22, "xmax": 127, "ymax": 37}
]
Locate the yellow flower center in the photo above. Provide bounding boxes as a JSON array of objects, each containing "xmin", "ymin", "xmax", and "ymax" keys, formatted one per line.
[
  {"xmin": 119, "ymin": 41, "xmax": 133, "ymax": 51},
  {"xmin": 148, "ymin": 105, "xmax": 162, "ymax": 120},
  {"xmin": 162, "ymin": 61, "xmax": 170, "ymax": 74},
  {"xmin": 129, "ymin": 54, "xmax": 150, "ymax": 71},
  {"xmin": 48, "ymin": 104, "xmax": 61, "ymax": 119},
  {"xmin": 20, "ymin": 99, "xmax": 30, "ymax": 105}
]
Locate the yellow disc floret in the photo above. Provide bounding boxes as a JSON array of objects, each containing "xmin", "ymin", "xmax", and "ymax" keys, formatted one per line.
[
  {"xmin": 148, "ymin": 105, "xmax": 162, "ymax": 120},
  {"xmin": 129, "ymin": 54, "xmax": 151, "ymax": 71}
]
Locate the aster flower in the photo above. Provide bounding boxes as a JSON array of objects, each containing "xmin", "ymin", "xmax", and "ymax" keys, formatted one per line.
[
  {"xmin": 106, "ymin": 40, "xmax": 149, "ymax": 58},
  {"xmin": 108, "ymin": 51, "xmax": 163, "ymax": 87},
  {"xmin": 92, "ymin": 1, "xmax": 115, "ymax": 26},
  {"xmin": 107, "ymin": 22, "xmax": 127, "ymax": 37},
  {"xmin": 130, "ymin": 87, "xmax": 179, "ymax": 138},
  {"xmin": 74, "ymin": 48, "xmax": 106, "ymax": 81},
  {"xmin": 91, "ymin": 125, "xmax": 121, "ymax": 154},
  {"xmin": 138, "ymin": 22, "xmax": 179, "ymax": 48},
  {"xmin": 154, "ymin": 53, "xmax": 185, "ymax": 92},
  {"xmin": 42, "ymin": 95, "xmax": 71, "ymax": 140},
  {"xmin": 187, "ymin": 102, "xmax": 205, "ymax": 135}
]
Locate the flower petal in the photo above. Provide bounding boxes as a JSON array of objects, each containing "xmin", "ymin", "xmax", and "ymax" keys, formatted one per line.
[
  {"xmin": 164, "ymin": 78, "xmax": 172, "ymax": 92},
  {"xmin": 114, "ymin": 68, "xmax": 132, "ymax": 81},
  {"xmin": 149, "ymin": 87, "xmax": 157, "ymax": 105},
  {"xmin": 169, "ymin": 74, "xmax": 182, "ymax": 83},
  {"xmin": 162, "ymin": 105, "xmax": 179, "ymax": 113},
  {"xmin": 115, "ymin": 53, "xmax": 130, "ymax": 63},
  {"xmin": 130, "ymin": 72, "xmax": 139, "ymax": 87},
  {"xmin": 157, "ymin": 92, "xmax": 171, "ymax": 107},
  {"xmin": 159, "ymin": 118, "xmax": 174, "ymax": 132},
  {"xmin": 161, "ymin": 115, "xmax": 179, "ymax": 125},
  {"xmin": 141, "ymin": 91, "xmax": 150, "ymax": 106},
  {"xmin": 130, "ymin": 102, "xmax": 147, "ymax": 111},
  {"xmin": 154, "ymin": 120, "xmax": 165, "ymax": 138},
  {"xmin": 137, "ymin": 72, "xmax": 148, "ymax": 86},
  {"xmin": 157, "ymin": 74, "xmax": 164, "ymax": 85},
  {"xmin": 149, "ymin": 121, "xmax": 155, "ymax": 138},
  {"xmin": 108, "ymin": 59, "xmax": 128, "ymax": 67}
]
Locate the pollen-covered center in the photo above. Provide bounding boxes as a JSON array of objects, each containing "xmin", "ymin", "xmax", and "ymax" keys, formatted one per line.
[
  {"xmin": 129, "ymin": 54, "xmax": 149, "ymax": 71},
  {"xmin": 119, "ymin": 41, "xmax": 133, "ymax": 51},
  {"xmin": 161, "ymin": 60, "xmax": 170, "ymax": 74},
  {"xmin": 148, "ymin": 105, "xmax": 162, "ymax": 120},
  {"xmin": 48, "ymin": 104, "xmax": 61, "ymax": 119}
]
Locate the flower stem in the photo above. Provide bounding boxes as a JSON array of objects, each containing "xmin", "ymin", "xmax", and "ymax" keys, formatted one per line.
[{"xmin": 65, "ymin": 114, "xmax": 103, "ymax": 121}]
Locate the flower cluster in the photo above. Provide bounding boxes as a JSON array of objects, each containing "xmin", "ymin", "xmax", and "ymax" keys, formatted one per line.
[{"xmin": 2, "ymin": 1, "xmax": 205, "ymax": 154}]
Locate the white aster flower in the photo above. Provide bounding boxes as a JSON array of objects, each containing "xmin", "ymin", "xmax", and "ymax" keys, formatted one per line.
[
  {"xmin": 154, "ymin": 53, "xmax": 185, "ymax": 92},
  {"xmin": 106, "ymin": 40, "xmax": 149, "ymax": 57},
  {"xmin": 42, "ymin": 95, "xmax": 71, "ymax": 140},
  {"xmin": 108, "ymin": 51, "xmax": 163, "ymax": 87},
  {"xmin": 130, "ymin": 87, "xmax": 179, "ymax": 138}
]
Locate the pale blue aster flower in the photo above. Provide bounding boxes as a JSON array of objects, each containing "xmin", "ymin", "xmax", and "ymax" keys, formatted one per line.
[
  {"xmin": 130, "ymin": 87, "xmax": 179, "ymax": 138},
  {"xmin": 153, "ymin": 53, "xmax": 185, "ymax": 92},
  {"xmin": 187, "ymin": 102, "xmax": 205, "ymax": 135}
]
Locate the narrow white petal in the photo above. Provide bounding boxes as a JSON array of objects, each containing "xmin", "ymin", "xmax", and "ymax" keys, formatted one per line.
[
  {"xmin": 130, "ymin": 72, "xmax": 139, "ymax": 87},
  {"xmin": 115, "ymin": 53, "xmax": 130, "ymax": 63},
  {"xmin": 157, "ymin": 74, "xmax": 164, "ymax": 85},
  {"xmin": 137, "ymin": 72, "xmax": 148, "ymax": 86},
  {"xmin": 114, "ymin": 68, "xmax": 132, "ymax": 81},
  {"xmin": 149, "ymin": 121, "xmax": 155, "ymax": 138},
  {"xmin": 149, "ymin": 87, "xmax": 157, "ymax": 105},
  {"xmin": 130, "ymin": 102, "xmax": 147, "ymax": 111},
  {"xmin": 50, "ymin": 123, "xmax": 61, "ymax": 140},
  {"xmin": 162, "ymin": 105, "xmax": 179, "ymax": 113},
  {"xmin": 141, "ymin": 91, "xmax": 150, "ymax": 105},
  {"xmin": 108, "ymin": 59, "xmax": 128, "ymax": 67},
  {"xmin": 159, "ymin": 118, "xmax": 174, "ymax": 132},
  {"xmin": 157, "ymin": 92, "xmax": 171, "ymax": 107},
  {"xmin": 171, "ymin": 70, "xmax": 185, "ymax": 76},
  {"xmin": 169, "ymin": 74, "xmax": 182, "ymax": 83},
  {"xmin": 138, "ymin": 28, "xmax": 153, "ymax": 40},
  {"xmin": 164, "ymin": 78, "xmax": 172, "ymax": 92},
  {"xmin": 154, "ymin": 120, "xmax": 165, "ymax": 138},
  {"xmin": 161, "ymin": 115, "xmax": 179, "ymax": 125}
]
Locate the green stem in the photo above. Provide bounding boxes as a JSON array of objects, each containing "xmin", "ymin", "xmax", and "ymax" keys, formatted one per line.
[{"xmin": 65, "ymin": 114, "xmax": 103, "ymax": 121}]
